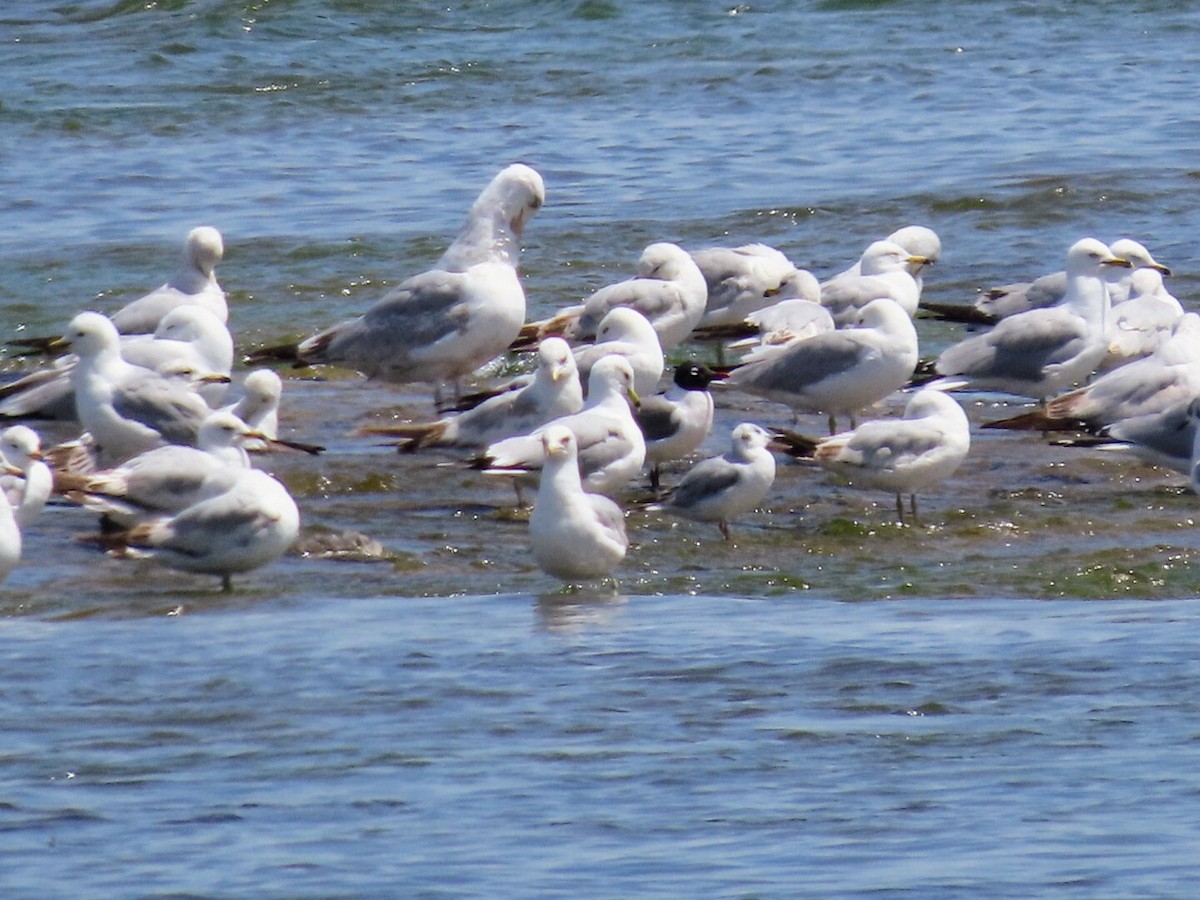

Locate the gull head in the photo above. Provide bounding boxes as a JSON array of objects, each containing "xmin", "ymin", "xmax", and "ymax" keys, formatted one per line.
[
  {"xmin": 1109, "ymin": 238, "xmax": 1170, "ymax": 276},
  {"xmin": 731, "ymin": 422, "xmax": 771, "ymax": 456},
  {"xmin": 595, "ymin": 306, "xmax": 658, "ymax": 345},
  {"xmin": 536, "ymin": 337, "xmax": 576, "ymax": 384},
  {"xmin": 587, "ymin": 355, "xmax": 640, "ymax": 407},
  {"xmin": 60, "ymin": 312, "xmax": 120, "ymax": 358},
  {"xmin": 241, "ymin": 369, "xmax": 284, "ymax": 409},
  {"xmin": 490, "ymin": 164, "xmax": 545, "ymax": 237},
  {"xmin": 540, "ymin": 424, "xmax": 577, "ymax": 462},
  {"xmin": 186, "ymin": 226, "xmax": 225, "ymax": 276},
  {"xmin": 887, "ymin": 225, "xmax": 942, "ymax": 268},
  {"xmin": 636, "ymin": 242, "xmax": 692, "ymax": 281},
  {"xmin": 1066, "ymin": 237, "xmax": 1131, "ymax": 275},
  {"xmin": 768, "ymin": 267, "xmax": 821, "ymax": 303},
  {"xmin": 197, "ymin": 411, "xmax": 260, "ymax": 451},
  {"xmin": 859, "ymin": 240, "xmax": 918, "ymax": 277},
  {"xmin": 154, "ymin": 304, "xmax": 229, "ymax": 343},
  {"xmin": 672, "ymin": 361, "xmax": 715, "ymax": 392},
  {"xmin": 0, "ymin": 425, "xmax": 43, "ymax": 468}
]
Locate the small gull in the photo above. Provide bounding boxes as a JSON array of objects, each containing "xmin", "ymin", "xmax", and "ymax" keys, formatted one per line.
[
  {"xmin": 0, "ymin": 304, "xmax": 233, "ymax": 420},
  {"xmin": 85, "ymin": 466, "xmax": 300, "ymax": 592},
  {"xmin": 221, "ymin": 369, "xmax": 284, "ymax": 451},
  {"xmin": 809, "ymin": 389, "xmax": 971, "ymax": 524},
  {"xmin": 572, "ymin": 306, "xmax": 664, "ymax": 397},
  {"xmin": 477, "ymin": 355, "xmax": 645, "ymax": 500},
  {"xmin": 650, "ymin": 422, "xmax": 776, "ymax": 540},
  {"xmin": 929, "ymin": 238, "xmax": 1131, "ymax": 401},
  {"xmin": 249, "ymin": 164, "xmax": 545, "ymax": 406},
  {"xmin": 725, "ymin": 296, "xmax": 919, "ymax": 433},
  {"xmin": 635, "ymin": 361, "xmax": 715, "ymax": 492},
  {"xmin": 985, "ymin": 313, "xmax": 1200, "ymax": 433},
  {"xmin": 61, "ymin": 312, "xmax": 215, "ymax": 467},
  {"xmin": 820, "ymin": 235, "xmax": 936, "ymax": 326},
  {"xmin": 1098, "ymin": 267, "xmax": 1183, "ymax": 373},
  {"xmin": 528, "ymin": 424, "xmax": 628, "ymax": 583},
  {"xmin": 522, "ymin": 242, "xmax": 707, "ymax": 350},
  {"xmin": 0, "ymin": 425, "xmax": 52, "ymax": 528},
  {"xmin": 358, "ymin": 337, "xmax": 582, "ymax": 451}
]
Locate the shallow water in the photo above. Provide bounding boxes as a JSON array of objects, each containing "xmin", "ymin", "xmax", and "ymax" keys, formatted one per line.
[{"xmin": 4, "ymin": 1, "xmax": 1200, "ymax": 894}]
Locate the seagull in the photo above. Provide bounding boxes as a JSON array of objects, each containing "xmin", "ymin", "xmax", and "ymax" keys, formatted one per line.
[
  {"xmin": 520, "ymin": 242, "xmax": 707, "ymax": 350},
  {"xmin": 691, "ymin": 243, "xmax": 816, "ymax": 330},
  {"xmin": 0, "ymin": 304, "xmax": 234, "ymax": 419},
  {"xmin": 949, "ymin": 237, "xmax": 1170, "ymax": 324},
  {"xmin": 828, "ymin": 225, "xmax": 941, "ymax": 290},
  {"xmin": 650, "ymin": 422, "xmax": 776, "ymax": 540},
  {"xmin": 728, "ymin": 297, "xmax": 836, "ymax": 364},
  {"xmin": 809, "ymin": 389, "xmax": 971, "ymax": 524},
  {"xmin": 572, "ymin": 306, "xmax": 664, "ymax": 397},
  {"xmin": 635, "ymin": 361, "xmax": 715, "ymax": 492},
  {"xmin": 60, "ymin": 410, "xmax": 260, "ymax": 526},
  {"xmin": 725, "ymin": 296, "xmax": 919, "ymax": 433},
  {"xmin": 820, "ymin": 236, "xmax": 935, "ymax": 326},
  {"xmin": 984, "ymin": 313, "xmax": 1200, "ymax": 433},
  {"xmin": 85, "ymin": 466, "xmax": 300, "ymax": 592},
  {"xmin": 929, "ymin": 238, "xmax": 1131, "ymax": 401},
  {"xmin": 0, "ymin": 426, "xmax": 52, "ymax": 528},
  {"xmin": 476, "ymin": 355, "xmax": 645, "ymax": 500},
  {"xmin": 357, "ymin": 337, "xmax": 582, "ymax": 451},
  {"xmin": 247, "ymin": 164, "xmax": 545, "ymax": 406},
  {"xmin": 528, "ymin": 425, "xmax": 628, "ymax": 583},
  {"xmin": 1098, "ymin": 267, "xmax": 1183, "ymax": 373},
  {"xmin": 110, "ymin": 226, "xmax": 228, "ymax": 334},
  {"xmin": 221, "ymin": 369, "xmax": 284, "ymax": 451},
  {"xmin": 61, "ymin": 312, "xmax": 215, "ymax": 467}
]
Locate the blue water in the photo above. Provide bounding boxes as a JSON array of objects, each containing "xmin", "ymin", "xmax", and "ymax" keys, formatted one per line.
[{"xmin": 4, "ymin": 1, "xmax": 1200, "ymax": 894}]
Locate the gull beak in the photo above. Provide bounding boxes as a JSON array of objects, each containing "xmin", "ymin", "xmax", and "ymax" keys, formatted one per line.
[
  {"xmin": 551, "ymin": 364, "xmax": 568, "ymax": 383},
  {"xmin": 763, "ymin": 284, "xmax": 783, "ymax": 298},
  {"xmin": 3, "ymin": 464, "xmax": 21, "ymax": 477},
  {"xmin": 28, "ymin": 450, "xmax": 44, "ymax": 462},
  {"xmin": 627, "ymin": 387, "xmax": 641, "ymax": 409},
  {"xmin": 906, "ymin": 255, "xmax": 934, "ymax": 267},
  {"xmin": 1103, "ymin": 256, "xmax": 1133, "ymax": 269},
  {"xmin": 198, "ymin": 373, "xmax": 233, "ymax": 385},
  {"xmin": 48, "ymin": 336, "xmax": 71, "ymax": 351},
  {"xmin": 1152, "ymin": 262, "xmax": 1173, "ymax": 276}
]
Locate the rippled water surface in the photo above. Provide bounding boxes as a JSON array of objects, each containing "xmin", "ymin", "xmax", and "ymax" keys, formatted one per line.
[{"xmin": 4, "ymin": 0, "xmax": 1200, "ymax": 894}]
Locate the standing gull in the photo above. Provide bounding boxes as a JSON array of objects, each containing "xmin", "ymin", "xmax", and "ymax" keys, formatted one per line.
[
  {"xmin": 87, "ymin": 467, "xmax": 300, "ymax": 591},
  {"xmin": 929, "ymin": 238, "xmax": 1131, "ymax": 400},
  {"xmin": 809, "ymin": 389, "xmax": 971, "ymax": 524},
  {"xmin": 725, "ymin": 296, "xmax": 919, "ymax": 433},
  {"xmin": 528, "ymin": 425, "xmax": 628, "ymax": 583},
  {"xmin": 249, "ymin": 164, "xmax": 545, "ymax": 406},
  {"xmin": 651, "ymin": 422, "xmax": 776, "ymax": 540},
  {"xmin": 635, "ymin": 361, "xmax": 715, "ymax": 492}
]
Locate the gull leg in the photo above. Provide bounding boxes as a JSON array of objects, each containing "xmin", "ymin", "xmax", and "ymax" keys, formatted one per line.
[
  {"xmin": 221, "ymin": 574, "xmax": 233, "ymax": 593},
  {"xmin": 719, "ymin": 520, "xmax": 731, "ymax": 541},
  {"xmin": 910, "ymin": 493, "xmax": 920, "ymax": 526},
  {"xmin": 895, "ymin": 492, "xmax": 904, "ymax": 524}
]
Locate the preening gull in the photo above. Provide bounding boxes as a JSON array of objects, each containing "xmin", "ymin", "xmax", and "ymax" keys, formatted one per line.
[
  {"xmin": 725, "ymin": 296, "xmax": 919, "ymax": 433},
  {"xmin": 221, "ymin": 369, "xmax": 284, "ymax": 451},
  {"xmin": 810, "ymin": 389, "xmax": 971, "ymax": 524},
  {"xmin": 1098, "ymin": 267, "xmax": 1183, "ymax": 372},
  {"xmin": 528, "ymin": 425, "xmax": 628, "ymax": 582},
  {"xmin": 650, "ymin": 422, "xmax": 776, "ymax": 540},
  {"xmin": 930, "ymin": 238, "xmax": 1131, "ymax": 400},
  {"xmin": 109, "ymin": 226, "xmax": 228, "ymax": 334},
  {"xmin": 249, "ymin": 164, "xmax": 545, "ymax": 405}
]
